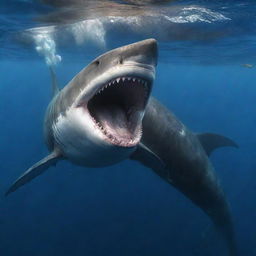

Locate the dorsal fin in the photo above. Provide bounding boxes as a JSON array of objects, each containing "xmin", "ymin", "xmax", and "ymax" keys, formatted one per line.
[
  {"xmin": 5, "ymin": 150, "xmax": 63, "ymax": 196},
  {"xmin": 49, "ymin": 66, "xmax": 60, "ymax": 97},
  {"xmin": 197, "ymin": 133, "xmax": 238, "ymax": 156}
]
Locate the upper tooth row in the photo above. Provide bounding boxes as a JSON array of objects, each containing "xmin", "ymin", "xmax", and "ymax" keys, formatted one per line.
[{"xmin": 96, "ymin": 77, "xmax": 148, "ymax": 94}]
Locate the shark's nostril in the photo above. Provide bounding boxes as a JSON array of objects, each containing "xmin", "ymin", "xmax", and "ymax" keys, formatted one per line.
[{"xmin": 119, "ymin": 58, "xmax": 123, "ymax": 64}]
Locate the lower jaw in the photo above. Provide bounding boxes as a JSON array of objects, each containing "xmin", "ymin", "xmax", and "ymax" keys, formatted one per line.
[
  {"xmin": 105, "ymin": 137, "xmax": 140, "ymax": 148},
  {"xmin": 101, "ymin": 126, "xmax": 142, "ymax": 148},
  {"xmin": 102, "ymin": 129, "xmax": 142, "ymax": 148}
]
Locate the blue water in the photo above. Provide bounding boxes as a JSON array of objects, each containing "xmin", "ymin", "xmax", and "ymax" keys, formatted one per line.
[{"xmin": 0, "ymin": 0, "xmax": 256, "ymax": 255}]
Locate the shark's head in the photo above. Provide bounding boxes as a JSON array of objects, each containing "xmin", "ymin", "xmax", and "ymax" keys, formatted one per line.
[{"xmin": 51, "ymin": 39, "xmax": 157, "ymax": 166}]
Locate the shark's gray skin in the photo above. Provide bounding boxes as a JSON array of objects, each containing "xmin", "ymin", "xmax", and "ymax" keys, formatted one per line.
[
  {"xmin": 131, "ymin": 97, "xmax": 238, "ymax": 256},
  {"xmin": 6, "ymin": 39, "xmax": 237, "ymax": 255},
  {"xmin": 6, "ymin": 38, "xmax": 157, "ymax": 193}
]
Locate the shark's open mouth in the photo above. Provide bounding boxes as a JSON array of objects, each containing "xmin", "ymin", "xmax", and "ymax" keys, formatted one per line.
[{"xmin": 87, "ymin": 76, "xmax": 150, "ymax": 147}]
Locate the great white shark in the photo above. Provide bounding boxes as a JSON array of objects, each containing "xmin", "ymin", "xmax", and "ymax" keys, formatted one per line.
[{"xmin": 6, "ymin": 39, "xmax": 238, "ymax": 255}]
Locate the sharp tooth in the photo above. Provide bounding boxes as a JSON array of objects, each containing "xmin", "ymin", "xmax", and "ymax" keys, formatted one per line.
[
  {"xmin": 128, "ymin": 77, "xmax": 131, "ymax": 81},
  {"xmin": 132, "ymin": 78, "xmax": 136, "ymax": 82},
  {"xmin": 116, "ymin": 78, "xmax": 120, "ymax": 83},
  {"xmin": 122, "ymin": 77, "xmax": 125, "ymax": 82}
]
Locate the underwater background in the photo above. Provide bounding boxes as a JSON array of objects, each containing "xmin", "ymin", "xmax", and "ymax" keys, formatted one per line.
[{"xmin": 0, "ymin": 0, "xmax": 256, "ymax": 255}]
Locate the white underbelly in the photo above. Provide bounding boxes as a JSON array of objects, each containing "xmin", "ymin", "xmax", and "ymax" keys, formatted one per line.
[{"xmin": 52, "ymin": 107, "xmax": 134, "ymax": 167}]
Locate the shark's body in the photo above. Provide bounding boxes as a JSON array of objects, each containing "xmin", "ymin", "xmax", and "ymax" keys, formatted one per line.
[
  {"xmin": 131, "ymin": 97, "xmax": 238, "ymax": 255},
  {"xmin": 7, "ymin": 39, "xmax": 157, "ymax": 192},
  {"xmin": 7, "ymin": 39, "xmax": 237, "ymax": 255}
]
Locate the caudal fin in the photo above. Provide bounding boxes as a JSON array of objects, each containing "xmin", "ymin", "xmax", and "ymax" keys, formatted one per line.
[{"xmin": 221, "ymin": 223, "xmax": 239, "ymax": 256}]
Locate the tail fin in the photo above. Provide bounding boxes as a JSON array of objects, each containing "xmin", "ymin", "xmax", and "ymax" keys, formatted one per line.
[
  {"xmin": 209, "ymin": 203, "xmax": 238, "ymax": 256},
  {"xmin": 220, "ymin": 221, "xmax": 238, "ymax": 256}
]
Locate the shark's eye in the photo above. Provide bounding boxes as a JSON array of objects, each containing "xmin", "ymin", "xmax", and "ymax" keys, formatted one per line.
[{"xmin": 94, "ymin": 60, "xmax": 100, "ymax": 66}]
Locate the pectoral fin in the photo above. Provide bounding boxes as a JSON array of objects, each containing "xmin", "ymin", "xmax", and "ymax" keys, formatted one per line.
[
  {"xmin": 130, "ymin": 143, "xmax": 168, "ymax": 180},
  {"xmin": 5, "ymin": 150, "xmax": 62, "ymax": 196},
  {"xmin": 197, "ymin": 133, "xmax": 238, "ymax": 156}
]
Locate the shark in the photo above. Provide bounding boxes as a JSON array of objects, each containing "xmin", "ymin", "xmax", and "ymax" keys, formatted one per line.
[
  {"xmin": 6, "ymin": 39, "xmax": 238, "ymax": 255},
  {"xmin": 131, "ymin": 97, "xmax": 238, "ymax": 256}
]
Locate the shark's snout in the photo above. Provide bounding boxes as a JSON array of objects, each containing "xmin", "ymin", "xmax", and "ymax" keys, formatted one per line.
[
  {"xmin": 119, "ymin": 38, "xmax": 158, "ymax": 68},
  {"xmin": 83, "ymin": 39, "xmax": 158, "ymax": 149}
]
